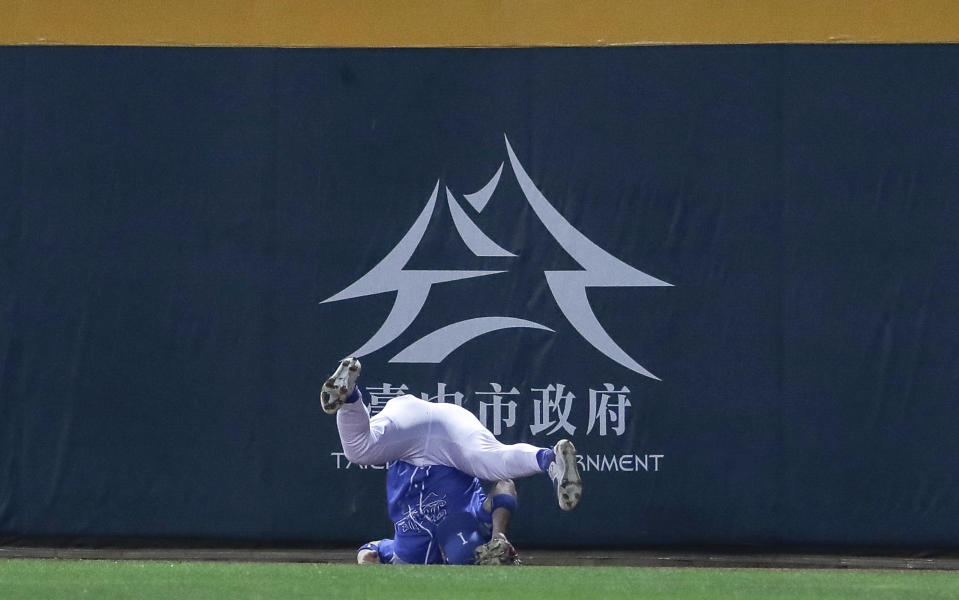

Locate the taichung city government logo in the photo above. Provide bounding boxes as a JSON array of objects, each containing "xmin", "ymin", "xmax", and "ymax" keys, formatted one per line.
[{"xmin": 323, "ymin": 136, "xmax": 671, "ymax": 381}]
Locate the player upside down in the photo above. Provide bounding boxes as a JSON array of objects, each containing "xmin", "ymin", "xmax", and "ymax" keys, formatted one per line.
[{"xmin": 320, "ymin": 357, "xmax": 583, "ymax": 565}]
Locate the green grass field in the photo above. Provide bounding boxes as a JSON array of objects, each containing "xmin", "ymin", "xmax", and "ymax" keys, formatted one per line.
[{"xmin": 2, "ymin": 560, "xmax": 959, "ymax": 600}]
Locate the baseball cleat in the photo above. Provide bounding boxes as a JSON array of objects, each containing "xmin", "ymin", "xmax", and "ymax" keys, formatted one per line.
[
  {"xmin": 548, "ymin": 439, "xmax": 582, "ymax": 510},
  {"xmin": 319, "ymin": 357, "xmax": 361, "ymax": 414},
  {"xmin": 473, "ymin": 533, "xmax": 520, "ymax": 566}
]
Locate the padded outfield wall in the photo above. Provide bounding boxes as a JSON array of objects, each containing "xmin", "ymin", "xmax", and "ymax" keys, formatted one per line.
[{"xmin": 2, "ymin": 2, "xmax": 959, "ymax": 548}]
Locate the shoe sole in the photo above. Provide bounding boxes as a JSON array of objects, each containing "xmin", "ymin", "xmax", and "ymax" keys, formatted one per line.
[
  {"xmin": 320, "ymin": 357, "xmax": 361, "ymax": 414},
  {"xmin": 554, "ymin": 439, "xmax": 582, "ymax": 510}
]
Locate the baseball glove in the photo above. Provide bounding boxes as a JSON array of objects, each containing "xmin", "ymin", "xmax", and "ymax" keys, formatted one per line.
[{"xmin": 473, "ymin": 534, "xmax": 521, "ymax": 566}]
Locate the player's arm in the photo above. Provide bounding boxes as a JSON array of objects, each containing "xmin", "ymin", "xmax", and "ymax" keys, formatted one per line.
[
  {"xmin": 482, "ymin": 479, "xmax": 517, "ymax": 541},
  {"xmin": 356, "ymin": 539, "xmax": 395, "ymax": 565},
  {"xmin": 356, "ymin": 546, "xmax": 380, "ymax": 565},
  {"xmin": 474, "ymin": 479, "xmax": 521, "ymax": 565}
]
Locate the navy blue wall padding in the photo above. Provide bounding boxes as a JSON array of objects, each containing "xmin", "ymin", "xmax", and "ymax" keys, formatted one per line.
[{"xmin": 1, "ymin": 46, "xmax": 958, "ymax": 547}]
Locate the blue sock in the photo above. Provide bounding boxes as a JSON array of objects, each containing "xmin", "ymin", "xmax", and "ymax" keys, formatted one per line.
[
  {"xmin": 536, "ymin": 448, "xmax": 555, "ymax": 472},
  {"xmin": 345, "ymin": 386, "xmax": 362, "ymax": 404}
]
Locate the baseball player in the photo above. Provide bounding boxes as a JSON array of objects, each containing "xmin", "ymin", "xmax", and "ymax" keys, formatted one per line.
[
  {"xmin": 355, "ymin": 467, "xmax": 520, "ymax": 565},
  {"xmin": 320, "ymin": 357, "xmax": 583, "ymax": 565}
]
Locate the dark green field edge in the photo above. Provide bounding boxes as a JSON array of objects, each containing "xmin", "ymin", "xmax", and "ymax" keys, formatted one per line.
[{"xmin": 3, "ymin": 537, "xmax": 959, "ymax": 570}]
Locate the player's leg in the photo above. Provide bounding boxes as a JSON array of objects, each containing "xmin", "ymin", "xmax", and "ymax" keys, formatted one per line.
[
  {"xmin": 322, "ymin": 357, "xmax": 435, "ymax": 465},
  {"xmin": 435, "ymin": 478, "xmax": 515, "ymax": 565},
  {"xmin": 335, "ymin": 393, "xmax": 438, "ymax": 466},
  {"xmin": 358, "ymin": 535, "xmax": 441, "ymax": 565},
  {"xmin": 330, "ymin": 377, "xmax": 537, "ymax": 473},
  {"xmin": 321, "ymin": 358, "xmax": 582, "ymax": 508},
  {"xmin": 424, "ymin": 401, "xmax": 584, "ymax": 511},
  {"xmin": 321, "ymin": 357, "xmax": 388, "ymax": 464},
  {"xmin": 418, "ymin": 404, "xmax": 582, "ymax": 509},
  {"xmin": 392, "ymin": 533, "xmax": 444, "ymax": 565},
  {"xmin": 347, "ymin": 395, "xmax": 582, "ymax": 508},
  {"xmin": 420, "ymin": 402, "xmax": 543, "ymax": 481}
]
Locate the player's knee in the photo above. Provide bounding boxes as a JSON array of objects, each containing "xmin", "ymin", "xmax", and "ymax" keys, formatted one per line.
[
  {"xmin": 492, "ymin": 479, "xmax": 516, "ymax": 498},
  {"xmin": 342, "ymin": 444, "xmax": 373, "ymax": 465},
  {"xmin": 342, "ymin": 446, "xmax": 361, "ymax": 464}
]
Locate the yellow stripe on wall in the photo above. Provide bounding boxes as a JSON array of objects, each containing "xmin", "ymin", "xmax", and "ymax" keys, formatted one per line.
[{"xmin": 2, "ymin": 0, "xmax": 959, "ymax": 47}]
